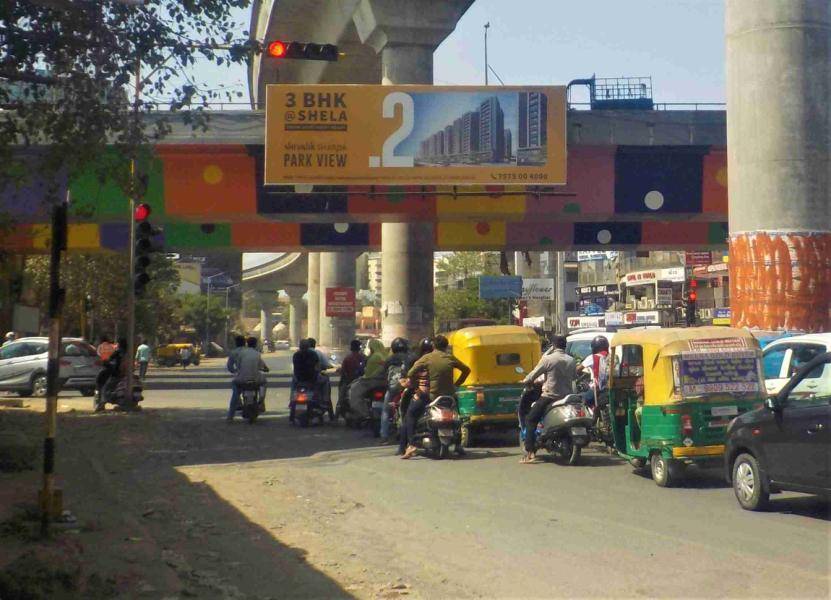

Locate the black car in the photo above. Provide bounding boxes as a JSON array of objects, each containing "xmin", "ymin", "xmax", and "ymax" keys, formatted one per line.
[{"xmin": 725, "ymin": 352, "xmax": 830, "ymax": 510}]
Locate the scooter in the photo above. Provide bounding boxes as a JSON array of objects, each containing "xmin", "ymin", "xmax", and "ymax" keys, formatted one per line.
[
  {"xmin": 519, "ymin": 385, "xmax": 593, "ymax": 465},
  {"xmin": 237, "ymin": 379, "xmax": 265, "ymax": 424},
  {"xmin": 293, "ymin": 382, "xmax": 326, "ymax": 427},
  {"xmin": 342, "ymin": 382, "xmax": 387, "ymax": 433},
  {"xmin": 407, "ymin": 395, "xmax": 463, "ymax": 459}
]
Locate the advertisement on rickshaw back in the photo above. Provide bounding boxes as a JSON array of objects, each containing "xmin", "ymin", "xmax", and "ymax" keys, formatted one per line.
[{"xmin": 679, "ymin": 350, "xmax": 761, "ymax": 396}]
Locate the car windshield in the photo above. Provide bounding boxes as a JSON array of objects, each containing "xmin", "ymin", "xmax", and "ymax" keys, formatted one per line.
[{"xmin": 567, "ymin": 340, "xmax": 592, "ymax": 362}]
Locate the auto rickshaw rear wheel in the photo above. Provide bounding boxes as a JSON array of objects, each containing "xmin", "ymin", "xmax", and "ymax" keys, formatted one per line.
[
  {"xmin": 460, "ymin": 425, "xmax": 472, "ymax": 448},
  {"xmin": 651, "ymin": 453, "xmax": 684, "ymax": 487}
]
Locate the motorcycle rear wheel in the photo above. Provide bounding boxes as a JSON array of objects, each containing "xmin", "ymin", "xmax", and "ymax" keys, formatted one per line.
[
  {"xmin": 555, "ymin": 438, "xmax": 581, "ymax": 465},
  {"xmin": 437, "ymin": 443, "xmax": 450, "ymax": 460}
]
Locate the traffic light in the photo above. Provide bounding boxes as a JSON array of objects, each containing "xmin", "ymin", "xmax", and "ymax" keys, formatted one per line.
[
  {"xmin": 685, "ymin": 280, "xmax": 698, "ymax": 327},
  {"xmin": 266, "ymin": 40, "xmax": 339, "ymax": 61},
  {"xmin": 133, "ymin": 203, "xmax": 158, "ymax": 296}
]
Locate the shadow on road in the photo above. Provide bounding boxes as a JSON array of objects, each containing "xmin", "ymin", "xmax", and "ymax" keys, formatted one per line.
[{"xmin": 766, "ymin": 496, "xmax": 831, "ymax": 521}]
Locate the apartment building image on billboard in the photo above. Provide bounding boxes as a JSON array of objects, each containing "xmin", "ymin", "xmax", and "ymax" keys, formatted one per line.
[
  {"xmin": 517, "ymin": 91, "xmax": 548, "ymax": 165},
  {"xmin": 410, "ymin": 91, "xmax": 548, "ymax": 167}
]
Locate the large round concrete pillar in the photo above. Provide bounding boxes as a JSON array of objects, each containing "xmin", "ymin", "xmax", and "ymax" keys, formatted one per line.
[
  {"xmin": 284, "ymin": 284, "xmax": 305, "ymax": 348},
  {"xmin": 353, "ymin": 0, "xmax": 474, "ymax": 343},
  {"xmin": 318, "ymin": 252, "xmax": 357, "ymax": 349},
  {"xmin": 379, "ymin": 45, "xmax": 435, "ymax": 344},
  {"xmin": 306, "ymin": 252, "xmax": 320, "ymax": 340},
  {"xmin": 726, "ymin": 0, "xmax": 831, "ymax": 331}
]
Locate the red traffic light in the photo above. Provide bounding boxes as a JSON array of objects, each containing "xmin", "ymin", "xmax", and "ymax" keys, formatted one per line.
[
  {"xmin": 690, "ymin": 279, "xmax": 698, "ymax": 288},
  {"xmin": 267, "ymin": 40, "xmax": 287, "ymax": 58},
  {"xmin": 688, "ymin": 290, "xmax": 698, "ymax": 302},
  {"xmin": 134, "ymin": 203, "xmax": 151, "ymax": 222}
]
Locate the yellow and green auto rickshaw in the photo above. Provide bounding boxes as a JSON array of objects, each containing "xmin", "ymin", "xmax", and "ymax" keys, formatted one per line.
[
  {"xmin": 608, "ymin": 327, "xmax": 765, "ymax": 487},
  {"xmin": 447, "ymin": 325, "xmax": 542, "ymax": 447},
  {"xmin": 155, "ymin": 343, "xmax": 201, "ymax": 367}
]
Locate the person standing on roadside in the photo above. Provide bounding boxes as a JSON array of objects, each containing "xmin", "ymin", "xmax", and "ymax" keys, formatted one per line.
[{"xmin": 135, "ymin": 339, "xmax": 151, "ymax": 380}]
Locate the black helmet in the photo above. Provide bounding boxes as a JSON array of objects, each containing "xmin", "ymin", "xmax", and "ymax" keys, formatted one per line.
[
  {"xmin": 591, "ymin": 335, "xmax": 610, "ymax": 354},
  {"xmin": 391, "ymin": 337, "xmax": 409, "ymax": 354},
  {"xmin": 418, "ymin": 337, "xmax": 434, "ymax": 356}
]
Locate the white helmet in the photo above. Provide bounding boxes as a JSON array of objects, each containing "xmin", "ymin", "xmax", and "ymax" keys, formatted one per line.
[{"xmin": 4, "ymin": 332, "xmax": 15, "ymax": 342}]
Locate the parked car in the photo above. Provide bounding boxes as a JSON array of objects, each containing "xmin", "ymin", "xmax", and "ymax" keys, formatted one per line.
[
  {"xmin": 761, "ymin": 333, "xmax": 831, "ymax": 397},
  {"xmin": 725, "ymin": 351, "xmax": 830, "ymax": 510},
  {"xmin": 0, "ymin": 337, "xmax": 102, "ymax": 397}
]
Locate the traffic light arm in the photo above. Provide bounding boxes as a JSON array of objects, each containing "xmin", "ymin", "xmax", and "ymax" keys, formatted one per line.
[{"xmin": 266, "ymin": 40, "xmax": 339, "ymax": 62}]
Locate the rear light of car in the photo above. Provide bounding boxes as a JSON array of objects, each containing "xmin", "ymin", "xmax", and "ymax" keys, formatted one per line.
[{"xmin": 681, "ymin": 414, "xmax": 693, "ymax": 436}]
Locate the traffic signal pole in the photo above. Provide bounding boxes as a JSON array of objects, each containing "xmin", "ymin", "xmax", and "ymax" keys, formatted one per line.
[{"xmin": 125, "ymin": 160, "xmax": 137, "ymax": 410}]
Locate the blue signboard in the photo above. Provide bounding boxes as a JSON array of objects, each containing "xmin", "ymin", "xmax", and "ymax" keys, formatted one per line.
[
  {"xmin": 479, "ymin": 276, "xmax": 523, "ymax": 300},
  {"xmin": 714, "ymin": 308, "xmax": 731, "ymax": 319}
]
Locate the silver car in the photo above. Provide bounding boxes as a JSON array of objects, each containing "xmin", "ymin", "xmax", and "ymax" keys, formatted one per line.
[{"xmin": 0, "ymin": 337, "xmax": 103, "ymax": 397}]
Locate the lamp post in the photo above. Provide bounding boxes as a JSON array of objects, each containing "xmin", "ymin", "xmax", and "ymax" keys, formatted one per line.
[
  {"xmin": 204, "ymin": 272, "xmax": 225, "ymax": 354},
  {"xmin": 223, "ymin": 283, "xmax": 240, "ymax": 350},
  {"xmin": 484, "ymin": 22, "xmax": 490, "ymax": 85}
]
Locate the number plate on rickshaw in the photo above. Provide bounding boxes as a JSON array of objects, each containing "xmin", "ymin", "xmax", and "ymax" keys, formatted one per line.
[
  {"xmin": 571, "ymin": 427, "xmax": 587, "ymax": 436},
  {"xmin": 711, "ymin": 406, "xmax": 738, "ymax": 417}
]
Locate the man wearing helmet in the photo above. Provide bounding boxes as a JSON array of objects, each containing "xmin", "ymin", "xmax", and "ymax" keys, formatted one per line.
[
  {"xmin": 2, "ymin": 332, "xmax": 16, "ymax": 348},
  {"xmin": 580, "ymin": 336, "xmax": 610, "ymax": 399}
]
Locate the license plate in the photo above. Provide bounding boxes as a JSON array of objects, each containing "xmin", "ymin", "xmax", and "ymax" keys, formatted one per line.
[
  {"xmin": 711, "ymin": 406, "xmax": 738, "ymax": 417},
  {"xmin": 571, "ymin": 427, "xmax": 587, "ymax": 436},
  {"xmin": 371, "ymin": 401, "xmax": 384, "ymax": 409},
  {"xmin": 295, "ymin": 404, "xmax": 307, "ymax": 412}
]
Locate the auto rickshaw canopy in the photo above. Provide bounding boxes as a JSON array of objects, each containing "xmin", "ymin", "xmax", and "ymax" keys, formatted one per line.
[
  {"xmin": 446, "ymin": 325, "xmax": 542, "ymax": 386},
  {"xmin": 610, "ymin": 327, "xmax": 762, "ymax": 405}
]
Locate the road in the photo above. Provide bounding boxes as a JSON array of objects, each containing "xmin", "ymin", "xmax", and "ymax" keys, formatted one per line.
[{"xmin": 2, "ymin": 352, "xmax": 829, "ymax": 599}]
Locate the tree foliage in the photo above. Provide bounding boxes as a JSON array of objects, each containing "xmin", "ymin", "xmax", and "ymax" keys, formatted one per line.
[
  {"xmin": 23, "ymin": 252, "xmax": 180, "ymax": 342},
  {"xmin": 0, "ymin": 0, "xmax": 255, "ymax": 195},
  {"xmin": 177, "ymin": 293, "xmax": 229, "ymax": 345},
  {"xmin": 434, "ymin": 252, "xmax": 510, "ymax": 329}
]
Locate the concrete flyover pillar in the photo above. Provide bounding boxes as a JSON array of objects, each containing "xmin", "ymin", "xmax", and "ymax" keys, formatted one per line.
[
  {"xmin": 318, "ymin": 252, "xmax": 357, "ymax": 349},
  {"xmin": 256, "ymin": 291, "xmax": 276, "ymax": 347},
  {"xmin": 353, "ymin": 0, "xmax": 474, "ymax": 344},
  {"xmin": 284, "ymin": 284, "xmax": 306, "ymax": 348},
  {"xmin": 306, "ymin": 252, "xmax": 320, "ymax": 340},
  {"xmin": 726, "ymin": 0, "xmax": 831, "ymax": 331}
]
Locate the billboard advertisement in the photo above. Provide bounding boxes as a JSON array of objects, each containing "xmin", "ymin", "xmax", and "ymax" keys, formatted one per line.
[
  {"xmin": 522, "ymin": 278, "xmax": 554, "ymax": 300},
  {"xmin": 265, "ymin": 85, "xmax": 566, "ymax": 186},
  {"xmin": 479, "ymin": 276, "xmax": 523, "ymax": 299},
  {"xmin": 325, "ymin": 287, "xmax": 356, "ymax": 318}
]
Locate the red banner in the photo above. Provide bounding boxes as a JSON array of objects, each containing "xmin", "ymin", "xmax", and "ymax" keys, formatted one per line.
[
  {"xmin": 685, "ymin": 251, "xmax": 712, "ymax": 267},
  {"xmin": 325, "ymin": 287, "xmax": 356, "ymax": 317}
]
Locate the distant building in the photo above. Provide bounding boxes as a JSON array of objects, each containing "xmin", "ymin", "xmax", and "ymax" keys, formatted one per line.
[
  {"xmin": 443, "ymin": 124, "xmax": 454, "ymax": 156},
  {"xmin": 504, "ymin": 129, "xmax": 513, "ymax": 161},
  {"xmin": 452, "ymin": 117, "xmax": 463, "ymax": 158},
  {"xmin": 517, "ymin": 91, "xmax": 547, "ymax": 165},
  {"xmin": 478, "ymin": 96, "xmax": 505, "ymax": 163},
  {"xmin": 461, "ymin": 111, "xmax": 480, "ymax": 155}
]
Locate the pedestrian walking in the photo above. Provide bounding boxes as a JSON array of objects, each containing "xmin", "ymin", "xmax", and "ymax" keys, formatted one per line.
[
  {"xmin": 180, "ymin": 345, "xmax": 192, "ymax": 369},
  {"xmin": 135, "ymin": 339, "xmax": 151, "ymax": 379}
]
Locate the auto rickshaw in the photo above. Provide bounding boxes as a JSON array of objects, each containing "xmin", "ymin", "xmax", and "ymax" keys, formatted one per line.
[
  {"xmin": 608, "ymin": 327, "xmax": 765, "ymax": 487},
  {"xmin": 155, "ymin": 343, "xmax": 201, "ymax": 367},
  {"xmin": 446, "ymin": 325, "xmax": 542, "ymax": 447}
]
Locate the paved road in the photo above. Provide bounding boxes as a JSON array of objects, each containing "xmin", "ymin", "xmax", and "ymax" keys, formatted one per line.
[{"xmin": 13, "ymin": 352, "xmax": 830, "ymax": 598}]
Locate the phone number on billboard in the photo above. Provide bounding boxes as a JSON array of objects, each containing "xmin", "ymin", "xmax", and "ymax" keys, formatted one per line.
[{"xmin": 493, "ymin": 173, "xmax": 549, "ymax": 181}]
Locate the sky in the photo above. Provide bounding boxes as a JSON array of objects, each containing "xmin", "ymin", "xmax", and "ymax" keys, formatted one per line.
[{"xmin": 186, "ymin": 0, "xmax": 725, "ymax": 106}]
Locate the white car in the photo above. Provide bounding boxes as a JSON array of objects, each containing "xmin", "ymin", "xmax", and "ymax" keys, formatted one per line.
[
  {"xmin": 762, "ymin": 333, "xmax": 831, "ymax": 397},
  {"xmin": 566, "ymin": 330, "xmax": 616, "ymax": 362}
]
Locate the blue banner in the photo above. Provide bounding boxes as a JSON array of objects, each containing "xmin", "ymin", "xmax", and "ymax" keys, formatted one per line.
[{"xmin": 479, "ymin": 276, "xmax": 523, "ymax": 299}]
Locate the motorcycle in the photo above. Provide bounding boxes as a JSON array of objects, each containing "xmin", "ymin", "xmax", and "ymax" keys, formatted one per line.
[
  {"xmin": 237, "ymin": 379, "xmax": 265, "ymax": 424},
  {"xmin": 519, "ymin": 386, "xmax": 593, "ymax": 465},
  {"xmin": 343, "ymin": 382, "xmax": 387, "ymax": 434},
  {"xmin": 407, "ymin": 395, "xmax": 463, "ymax": 459},
  {"xmin": 293, "ymin": 382, "xmax": 327, "ymax": 427},
  {"xmin": 94, "ymin": 374, "xmax": 142, "ymax": 412}
]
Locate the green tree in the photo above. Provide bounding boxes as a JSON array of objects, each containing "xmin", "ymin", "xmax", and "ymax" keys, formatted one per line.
[
  {"xmin": 23, "ymin": 252, "xmax": 180, "ymax": 341},
  {"xmin": 434, "ymin": 252, "xmax": 511, "ymax": 329},
  {"xmin": 1, "ymin": 1, "xmax": 256, "ymax": 195},
  {"xmin": 177, "ymin": 293, "xmax": 229, "ymax": 346}
]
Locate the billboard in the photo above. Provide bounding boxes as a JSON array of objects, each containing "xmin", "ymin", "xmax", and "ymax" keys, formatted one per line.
[
  {"xmin": 522, "ymin": 278, "xmax": 554, "ymax": 300},
  {"xmin": 265, "ymin": 85, "xmax": 566, "ymax": 186},
  {"xmin": 325, "ymin": 287, "xmax": 356, "ymax": 318}
]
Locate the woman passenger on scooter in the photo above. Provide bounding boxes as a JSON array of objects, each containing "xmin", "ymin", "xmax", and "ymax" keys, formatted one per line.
[{"xmin": 395, "ymin": 338, "xmax": 433, "ymax": 455}]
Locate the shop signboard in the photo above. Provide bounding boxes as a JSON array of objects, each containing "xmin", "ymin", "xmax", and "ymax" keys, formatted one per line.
[
  {"xmin": 479, "ymin": 276, "xmax": 523, "ymax": 300},
  {"xmin": 712, "ymin": 307, "xmax": 731, "ymax": 326},
  {"xmin": 325, "ymin": 287, "xmax": 356, "ymax": 317},
  {"xmin": 567, "ymin": 316, "xmax": 605, "ymax": 330},
  {"xmin": 265, "ymin": 85, "xmax": 566, "ymax": 185},
  {"xmin": 521, "ymin": 278, "xmax": 554, "ymax": 300},
  {"xmin": 656, "ymin": 287, "xmax": 673, "ymax": 307},
  {"xmin": 685, "ymin": 251, "xmax": 712, "ymax": 267}
]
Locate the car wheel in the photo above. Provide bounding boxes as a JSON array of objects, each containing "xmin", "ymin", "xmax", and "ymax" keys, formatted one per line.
[
  {"xmin": 31, "ymin": 374, "xmax": 48, "ymax": 398},
  {"xmin": 651, "ymin": 453, "xmax": 674, "ymax": 488},
  {"xmin": 732, "ymin": 453, "xmax": 769, "ymax": 511}
]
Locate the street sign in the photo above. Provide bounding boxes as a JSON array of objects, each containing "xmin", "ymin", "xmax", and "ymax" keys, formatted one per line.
[
  {"xmin": 479, "ymin": 276, "xmax": 523, "ymax": 299},
  {"xmin": 264, "ymin": 85, "xmax": 566, "ymax": 186},
  {"xmin": 521, "ymin": 278, "xmax": 554, "ymax": 300},
  {"xmin": 325, "ymin": 287, "xmax": 355, "ymax": 317}
]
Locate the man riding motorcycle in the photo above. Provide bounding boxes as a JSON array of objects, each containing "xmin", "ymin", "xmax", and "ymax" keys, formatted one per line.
[
  {"xmin": 578, "ymin": 335, "xmax": 610, "ymax": 407},
  {"xmin": 231, "ymin": 336, "xmax": 269, "ymax": 417},
  {"xmin": 401, "ymin": 335, "xmax": 471, "ymax": 459},
  {"xmin": 346, "ymin": 339, "xmax": 388, "ymax": 422},
  {"xmin": 519, "ymin": 334, "xmax": 577, "ymax": 464},
  {"xmin": 396, "ymin": 338, "xmax": 433, "ymax": 455},
  {"xmin": 226, "ymin": 335, "xmax": 246, "ymax": 422},
  {"xmin": 291, "ymin": 338, "xmax": 319, "ymax": 424},
  {"xmin": 337, "ymin": 339, "xmax": 365, "ymax": 417},
  {"xmin": 379, "ymin": 337, "xmax": 410, "ymax": 443},
  {"xmin": 307, "ymin": 338, "xmax": 335, "ymax": 419},
  {"xmin": 95, "ymin": 337, "xmax": 129, "ymax": 411}
]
